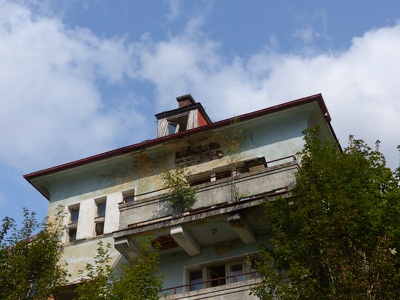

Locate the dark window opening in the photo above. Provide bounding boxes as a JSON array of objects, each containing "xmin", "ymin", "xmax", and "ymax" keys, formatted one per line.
[
  {"xmin": 209, "ymin": 265, "xmax": 226, "ymax": 287},
  {"xmin": 97, "ymin": 202, "xmax": 106, "ymax": 217},
  {"xmin": 70, "ymin": 207, "xmax": 79, "ymax": 224},
  {"xmin": 215, "ymin": 170, "xmax": 232, "ymax": 180},
  {"xmin": 95, "ymin": 221, "xmax": 104, "ymax": 236},
  {"xmin": 230, "ymin": 264, "xmax": 243, "ymax": 282},
  {"xmin": 123, "ymin": 190, "xmax": 135, "ymax": 203},
  {"xmin": 189, "ymin": 270, "xmax": 203, "ymax": 291},
  {"xmin": 167, "ymin": 114, "xmax": 189, "ymax": 135},
  {"xmin": 68, "ymin": 228, "xmax": 77, "ymax": 243}
]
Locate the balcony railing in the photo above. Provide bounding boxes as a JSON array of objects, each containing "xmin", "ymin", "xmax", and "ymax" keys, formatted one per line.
[
  {"xmin": 161, "ymin": 270, "xmax": 260, "ymax": 295},
  {"xmin": 118, "ymin": 155, "xmax": 299, "ymax": 229}
]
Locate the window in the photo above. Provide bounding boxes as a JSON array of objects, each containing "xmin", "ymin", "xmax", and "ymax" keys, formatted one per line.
[
  {"xmin": 187, "ymin": 259, "xmax": 253, "ymax": 292},
  {"xmin": 230, "ymin": 264, "xmax": 244, "ymax": 283},
  {"xmin": 67, "ymin": 205, "xmax": 79, "ymax": 243},
  {"xmin": 167, "ymin": 114, "xmax": 189, "ymax": 135},
  {"xmin": 95, "ymin": 199, "xmax": 106, "ymax": 236},
  {"xmin": 123, "ymin": 189, "xmax": 136, "ymax": 203},
  {"xmin": 70, "ymin": 207, "xmax": 79, "ymax": 223},
  {"xmin": 167, "ymin": 122, "xmax": 180, "ymax": 135},
  {"xmin": 97, "ymin": 201, "xmax": 106, "ymax": 218},
  {"xmin": 208, "ymin": 264, "xmax": 226, "ymax": 287},
  {"xmin": 189, "ymin": 270, "xmax": 203, "ymax": 291},
  {"xmin": 189, "ymin": 158, "xmax": 266, "ymax": 187}
]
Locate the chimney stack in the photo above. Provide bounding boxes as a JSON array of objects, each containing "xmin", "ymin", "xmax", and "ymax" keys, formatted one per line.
[{"xmin": 176, "ymin": 94, "xmax": 196, "ymax": 108}]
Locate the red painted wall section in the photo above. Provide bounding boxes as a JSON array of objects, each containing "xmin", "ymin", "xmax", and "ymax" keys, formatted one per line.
[{"xmin": 198, "ymin": 110, "xmax": 211, "ymax": 127}]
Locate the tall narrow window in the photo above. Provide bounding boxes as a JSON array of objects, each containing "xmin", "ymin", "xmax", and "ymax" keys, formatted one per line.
[
  {"xmin": 189, "ymin": 270, "xmax": 203, "ymax": 291},
  {"xmin": 95, "ymin": 199, "xmax": 106, "ymax": 236},
  {"xmin": 68, "ymin": 205, "xmax": 79, "ymax": 243},
  {"xmin": 209, "ymin": 265, "xmax": 226, "ymax": 287},
  {"xmin": 230, "ymin": 264, "xmax": 243, "ymax": 282}
]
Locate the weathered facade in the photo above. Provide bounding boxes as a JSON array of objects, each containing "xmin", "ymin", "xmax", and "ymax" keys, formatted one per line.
[{"xmin": 24, "ymin": 93, "xmax": 338, "ymax": 299}]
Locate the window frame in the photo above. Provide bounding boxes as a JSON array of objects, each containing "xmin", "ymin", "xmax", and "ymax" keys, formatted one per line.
[
  {"xmin": 186, "ymin": 258, "xmax": 254, "ymax": 292},
  {"xmin": 123, "ymin": 189, "xmax": 136, "ymax": 203},
  {"xmin": 67, "ymin": 204, "xmax": 80, "ymax": 243},
  {"xmin": 94, "ymin": 198, "xmax": 106, "ymax": 236}
]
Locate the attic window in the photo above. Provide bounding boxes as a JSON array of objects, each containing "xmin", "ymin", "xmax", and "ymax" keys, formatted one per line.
[
  {"xmin": 167, "ymin": 122, "xmax": 180, "ymax": 134},
  {"xmin": 167, "ymin": 114, "xmax": 189, "ymax": 135}
]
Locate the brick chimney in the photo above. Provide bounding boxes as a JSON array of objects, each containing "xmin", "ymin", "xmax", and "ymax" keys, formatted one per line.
[{"xmin": 177, "ymin": 94, "xmax": 196, "ymax": 108}]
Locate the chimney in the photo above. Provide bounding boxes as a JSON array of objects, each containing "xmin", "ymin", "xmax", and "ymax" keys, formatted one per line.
[{"xmin": 176, "ymin": 94, "xmax": 196, "ymax": 108}]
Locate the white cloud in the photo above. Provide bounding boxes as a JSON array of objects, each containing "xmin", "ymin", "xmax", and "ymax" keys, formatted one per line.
[
  {"xmin": 0, "ymin": 0, "xmax": 146, "ymax": 171},
  {"xmin": 134, "ymin": 21, "xmax": 400, "ymax": 168},
  {"xmin": 1, "ymin": 0, "xmax": 399, "ymax": 176}
]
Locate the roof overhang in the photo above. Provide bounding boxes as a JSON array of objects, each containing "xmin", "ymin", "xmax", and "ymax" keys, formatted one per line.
[{"xmin": 23, "ymin": 93, "xmax": 337, "ymax": 200}]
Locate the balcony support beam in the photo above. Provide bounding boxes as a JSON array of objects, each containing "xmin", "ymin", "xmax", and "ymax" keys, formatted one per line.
[
  {"xmin": 228, "ymin": 212, "xmax": 256, "ymax": 244},
  {"xmin": 171, "ymin": 225, "xmax": 201, "ymax": 256},
  {"xmin": 114, "ymin": 237, "xmax": 139, "ymax": 260}
]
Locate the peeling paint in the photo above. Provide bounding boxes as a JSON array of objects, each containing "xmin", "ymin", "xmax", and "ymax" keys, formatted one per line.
[{"xmin": 214, "ymin": 239, "xmax": 239, "ymax": 255}]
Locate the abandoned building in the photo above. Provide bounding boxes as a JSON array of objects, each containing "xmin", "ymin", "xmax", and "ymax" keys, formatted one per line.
[{"xmin": 24, "ymin": 93, "xmax": 338, "ymax": 299}]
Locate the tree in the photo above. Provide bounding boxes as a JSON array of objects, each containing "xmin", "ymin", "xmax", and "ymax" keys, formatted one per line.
[
  {"xmin": 252, "ymin": 128, "xmax": 400, "ymax": 300},
  {"xmin": 161, "ymin": 168, "xmax": 196, "ymax": 214},
  {"xmin": 0, "ymin": 208, "xmax": 69, "ymax": 300},
  {"xmin": 76, "ymin": 239, "xmax": 163, "ymax": 300},
  {"xmin": 112, "ymin": 240, "xmax": 163, "ymax": 300},
  {"xmin": 76, "ymin": 241, "xmax": 114, "ymax": 300}
]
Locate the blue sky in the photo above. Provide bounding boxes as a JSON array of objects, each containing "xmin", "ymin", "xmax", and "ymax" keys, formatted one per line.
[{"xmin": 1, "ymin": 0, "xmax": 400, "ymax": 225}]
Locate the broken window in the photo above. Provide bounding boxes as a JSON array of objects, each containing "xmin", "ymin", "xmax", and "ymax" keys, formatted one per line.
[
  {"xmin": 67, "ymin": 205, "xmax": 79, "ymax": 243},
  {"xmin": 95, "ymin": 199, "xmax": 106, "ymax": 236},
  {"xmin": 189, "ymin": 270, "xmax": 203, "ymax": 291},
  {"xmin": 68, "ymin": 228, "xmax": 77, "ymax": 243},
  {"xmin": 230, "ymin": 264, "xmax": 244, "ymax": 283},
  {"xmin": 189, "ymin": 157, "xmax": 266, "ymax": 187},
  {"xmin": 208, "ymin": 264, "xmax": 226, "ymax": 287},
  {"xmin": 186, "ymin": 259, "xmax": 254, "ymax": 292},
  {"xmin": 167, "ymin": 114, "xmax": 189, "ymax": 135},
  {"xmin": 123, "ymin": 189, "xmax": 136, "ymax": 203}
]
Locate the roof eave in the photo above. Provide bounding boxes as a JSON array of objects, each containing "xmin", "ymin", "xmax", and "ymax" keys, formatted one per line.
[{"xmin": 24, "ymin": 93, "xmax": 334, "ymax": 182}]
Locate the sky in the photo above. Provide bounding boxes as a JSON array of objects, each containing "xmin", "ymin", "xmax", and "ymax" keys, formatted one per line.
[{"xmin": 1, "ymin": 0, "xmax": 400, "ymax": 225}]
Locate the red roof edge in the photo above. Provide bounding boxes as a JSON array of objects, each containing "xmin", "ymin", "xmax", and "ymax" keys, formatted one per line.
[{"xmin": 24, "ymin": 93, "xmax": 333, "ymax": 182}]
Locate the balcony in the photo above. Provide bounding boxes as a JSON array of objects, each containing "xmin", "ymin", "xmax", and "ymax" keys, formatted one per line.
[
  {"xmin": 113, "ymin": 156, "xmax": 299, "ymax": 259},
  {"xmin": 161, "ymin": 271, "xmax": 260, "ymax": 300},
  {"xmin": 118, "ymin": 156, "xmax": 298, "ymax": 229}
]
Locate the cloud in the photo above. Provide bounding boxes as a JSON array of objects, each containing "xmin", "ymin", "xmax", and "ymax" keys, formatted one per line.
[
  {"xmin": 134, "ymin": 21, "xmax": 400, "ymax": 168},
  {"xmin": 163, "ymin": 0, "xmax": 182, "ymax": 21},
  {"xmin": 1, "ymin": 0, "xmax": 399, "ymax": 176},
  {"xmin": 0, "ymin": 0, "xmax": 147, "ymax": 171}
]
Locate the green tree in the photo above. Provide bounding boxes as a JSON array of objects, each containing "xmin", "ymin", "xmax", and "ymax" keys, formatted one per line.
[
  {"xmin": 161, "ymin": 168, "xmax": 196, "ymax": 214},
  {"xmin": 112, "ymin": 240, "xmax": 163, "ymax": 300},
  {"xmin": 252, "ymin": 128, "xmax": 400, "ymax": 300},
  {"xmin": 76, "ymin": 241, "xmax": 114, "ymax": 300},
  {"xmin": 0, "ymin": 208, "xmax": 69, "ymax": 300},
  {"xmin": 76, "ymin": 239, "xmax": 163, "ymax": 300}
]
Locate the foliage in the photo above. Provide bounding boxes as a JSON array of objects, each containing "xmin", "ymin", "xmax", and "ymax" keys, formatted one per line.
[
  {"xmin": 252, "ymin": 128, "xmax": 400, "ymax": 300},
  {"xmin": 0, "ymin": 208, "xmax": 69, "ymax": 300},
  {"xmin": 161, "ymin": 168, "xmax": 196, "ymax": 214},
  {"xmin": 112, "ymin": 240, "xmax": 163, "ymax": 300},
  {"xmin": 224, "ymin": 118, "xmax": 247, "ymax": 201},
  {"xmin": 76, "ymin": 239, "xmax": 163, "ymax": 300},
  {"xmin": 76, "ymin": 241, "xmax": 114, "ymax": 300}
]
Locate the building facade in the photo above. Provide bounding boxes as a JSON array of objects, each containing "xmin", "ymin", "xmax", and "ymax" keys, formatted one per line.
[{"xmin": 24, "ymin": 94, "xmax": 338, "ymax": 299}]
